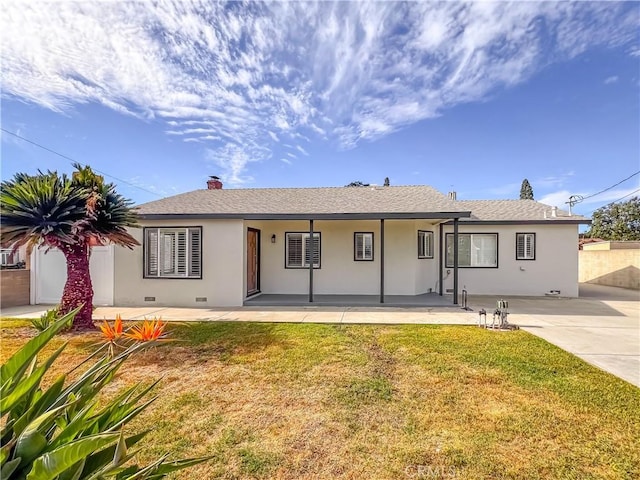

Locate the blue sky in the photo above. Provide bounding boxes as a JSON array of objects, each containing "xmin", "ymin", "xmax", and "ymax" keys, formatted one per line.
[{"xmin": 1, "ymin": 1, "xmax": 639, "ymax": 219}]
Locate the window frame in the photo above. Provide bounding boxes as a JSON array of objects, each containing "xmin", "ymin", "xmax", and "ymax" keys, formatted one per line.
[
  {"xmin": 353, "ymin": 232, "xmax": 374, "ymax": 261},
  {"xmin": 417, "ymin": 230, "xmax": 434, "ymax": 259},
  {"xmin": 284, "ymin": 231, "xmax": 321, "ymax": 269},
  {"xmin": 515, "ymin": 232, "xmax": 536, "ymax": 261},
  {"xmin": 445, "ymin": 232, "xmax": 499, "ymax": 268},
  {"xmin": 143, "ymin": 226, "xmax": 203, "ymax": 279}
]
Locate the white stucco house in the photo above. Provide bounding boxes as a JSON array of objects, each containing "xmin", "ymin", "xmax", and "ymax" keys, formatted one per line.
[{"xmin": 109, "ymin": 178, "xmax": 589, "ymax": 308}]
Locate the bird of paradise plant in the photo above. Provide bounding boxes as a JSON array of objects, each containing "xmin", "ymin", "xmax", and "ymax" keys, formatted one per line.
[
  {"xmin": 1, "ymin": 309, "xmax": 212, "ymax": 480},
  {"xmin": 125, "ymin": 317, "xmax": 168, "ymax": 342},
  {"xmin": 99, "ymin": 314, "xmax": 124, "ymax": 356},
  {"xmin": 99, "ymin": 316, "xmax": 169, "ymax": 357}
]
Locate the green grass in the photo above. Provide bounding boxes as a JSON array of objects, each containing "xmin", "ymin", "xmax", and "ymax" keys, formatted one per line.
[{"xmin": 1, "ymin": 321, "xmax": 638, "ymax": 479}]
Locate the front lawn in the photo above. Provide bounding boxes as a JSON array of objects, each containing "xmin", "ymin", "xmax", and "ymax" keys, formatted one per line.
[{"xmin": 1, "ymin": 320, "xmax": 638, "ymax": 479}]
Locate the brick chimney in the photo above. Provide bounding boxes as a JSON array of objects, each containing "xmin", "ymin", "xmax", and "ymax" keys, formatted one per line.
[{"xmin": 207, "ymin": 176, "xmax": 223, "ymax": 190}]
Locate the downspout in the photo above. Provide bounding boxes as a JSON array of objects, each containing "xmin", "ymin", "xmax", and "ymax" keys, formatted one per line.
[{"xmin": 453, "ymin": 218, "xmax": 459, "ymax": 305}]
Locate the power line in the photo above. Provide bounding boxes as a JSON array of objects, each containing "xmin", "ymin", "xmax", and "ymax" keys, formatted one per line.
[
  {"xmin": 604, "ymin": 187, "xmax": 640, "ymax": 206},
  {"xmin": 580, "ymin": 170, "xmax": 640, "ymax": 201},
  {"xmin": 565, "ymin": 170, "xmax": 639, "ymax": 213},
  {"xmin": 1, "ymin": 127, "xmax": 163, "ymax": 198}
]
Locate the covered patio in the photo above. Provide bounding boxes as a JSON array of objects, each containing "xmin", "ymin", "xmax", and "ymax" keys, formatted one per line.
[
  {"xmin": 244, "ymin": 212, "xmax": 471, "ymax": 307},
  {"xmin": 244, "ymin": 292, "xmax": 457, "ymax": 308}
]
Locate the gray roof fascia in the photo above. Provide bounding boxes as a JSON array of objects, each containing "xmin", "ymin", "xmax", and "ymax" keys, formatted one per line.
[
  {"xmin": 442, "ymin": 219, "xmax": 591, "ymax": 225},
  {"xmin": 138, "ymin": 211, "xmax": 472, "ymax": 221}
]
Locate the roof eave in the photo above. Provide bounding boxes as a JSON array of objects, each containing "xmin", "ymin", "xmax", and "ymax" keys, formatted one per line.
[
  {"xmin": 137, "ymin": 211, "xmax": 473, "ymax": 221},
  {"xmin": 443, "ymin": 219, "xmax": 591, "ymax": 225}
]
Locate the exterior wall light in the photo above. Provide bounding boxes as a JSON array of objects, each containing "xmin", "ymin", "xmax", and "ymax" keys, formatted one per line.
[{"xmin": 271, "ymin": 234, "xmax": 276, "ymax": 244}]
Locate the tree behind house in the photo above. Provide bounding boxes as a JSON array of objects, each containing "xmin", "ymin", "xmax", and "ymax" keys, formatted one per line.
[
  {"xmin": 586, "ymin": 196, "xmax": 640, "ymax": 240},
  {"xmin": 0, "ymin": 164, "xmax": 139, "ymax": 329},
  {"xmin": 346, "ymin": 180, "xmax": 369, "ymax": 187},
  {"xmin": 520, "ymin": 179, "xmax": 534, "ymax": 200}
]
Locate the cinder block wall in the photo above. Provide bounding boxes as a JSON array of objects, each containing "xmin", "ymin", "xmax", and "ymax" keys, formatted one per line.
[
  {"xmin": 0, "ymin": 270, "xmax": 31, "ymax": 308},
  {"xmin": 579, "ymin": 250, "xmax": 640, "ymax": 290}
]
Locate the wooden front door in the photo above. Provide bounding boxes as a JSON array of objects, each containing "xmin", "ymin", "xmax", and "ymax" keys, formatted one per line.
[{"xmin": 247, "ymin": 228, "xmax": 260, "ymax": 295}]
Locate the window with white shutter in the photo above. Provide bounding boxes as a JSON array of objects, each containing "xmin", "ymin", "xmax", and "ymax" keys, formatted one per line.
[
  {"xmin": 516, "ymin": 233, "xmax": 536, "ymax": 260},
  {"xmin": 417, "ymin": 230, "xmax": 434, "ymax": 259},
  {"xmin": 286, "ymin": 232, "xmax": 321, "ymax": 268},
  {"xmin": 144, "ymin": 227, "xmax": 202, "ymax": 278},
  {"xmin": 446, "ymin": 233, "xmax": 498, "ymax": 268},
  {"xmin": 354, "ymin": 232, "xmax": 374, "ymax": 261}
]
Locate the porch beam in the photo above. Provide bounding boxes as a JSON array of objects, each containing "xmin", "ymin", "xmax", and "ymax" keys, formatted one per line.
[
  {"xmin": 438, "ymin": 223, "xmax": 443, "ymax": 296},
  {"xmin": 380, "ymin": 219, "xmax": 385, "ymax": 303},
  {"xmin": 309, "ymin": 219, "xmax": 314, "ymax": 303},
  {"xmin": 453, "ymin": 218, "xmax": 459, "ymax": 305}
]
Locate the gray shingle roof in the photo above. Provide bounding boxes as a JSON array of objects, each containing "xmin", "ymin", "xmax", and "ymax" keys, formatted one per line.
[
  {"xmin": 136, "ymin": 186, "xmax": 461, "ymax": 216},
  {"xmin": 135, "ymin": 186, "xmax": 589, "ymax": 223},
  {"xmin": 456, "ymin": 200, "xmax": 589, "ymax": 222}
]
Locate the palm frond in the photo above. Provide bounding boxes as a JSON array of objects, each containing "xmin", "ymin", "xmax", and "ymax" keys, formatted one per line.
[
  {"xmin": 0, "ymin": 171, "xmax": 87, "ymax": 249},
  {"xmin": 0, "ymin": 167, "xmax": 140, "ymax": 251}
]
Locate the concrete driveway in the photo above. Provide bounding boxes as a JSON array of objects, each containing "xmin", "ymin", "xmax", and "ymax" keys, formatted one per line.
[
  {"xmin": 470, "ymin": 284, "xmax": 639, "ymax": 387},
  {"xmin": 2, "ymin": 283, "xmax": 638, "ymax": 386}
]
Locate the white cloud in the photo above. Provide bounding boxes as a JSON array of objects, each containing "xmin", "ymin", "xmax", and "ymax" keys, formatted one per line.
[
  {"xmin": 604, "ymin": 76, "xmax": 619, "ymax": 84},
  {"xmin": 280, "ymin": 158, "xmax": 292, "ymax": 165},
  {"xmin": 1, "ymin": 1, "xmax": 638, "ymax": 182},
  {"xmin": 534, "ymin": 171, "xmax": 575, "ymax": 188},
  {"xmin": 295, "ymin": 145, "xmax": 309, "ymax": 156}
]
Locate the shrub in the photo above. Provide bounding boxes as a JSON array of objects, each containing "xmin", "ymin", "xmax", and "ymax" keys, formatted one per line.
[
  {"xmin": 30, "ymin": 306, "xmax": 70, "ymax": 332},
  {"xmin": 1, "ymin": 308, "xmax": 211, "ymax": 479}
]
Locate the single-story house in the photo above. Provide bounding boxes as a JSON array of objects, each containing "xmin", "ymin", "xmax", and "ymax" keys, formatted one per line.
[{"xmin": 110, "ymin": 178, "xmax": 590, "ymax": 307}]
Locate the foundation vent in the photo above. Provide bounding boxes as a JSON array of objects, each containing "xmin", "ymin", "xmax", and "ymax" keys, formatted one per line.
[
  {"xmin": 144, "ymin": 296, "xmax": 156, "ymax": 302},
  {"xmin": 195, "ymin": 297, "xmax": 207, "ymax": 302}
]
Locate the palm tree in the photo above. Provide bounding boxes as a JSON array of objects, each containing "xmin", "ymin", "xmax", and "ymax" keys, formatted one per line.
[{"xmin": 0, "ymin": 164, "xmax": 139, "ymax": 329}]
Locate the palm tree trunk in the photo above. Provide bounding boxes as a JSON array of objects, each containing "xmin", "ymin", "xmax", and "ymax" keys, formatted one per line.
[{"xmin": 59, "ymin": 242, "xmax": 94, "ymax": 330}]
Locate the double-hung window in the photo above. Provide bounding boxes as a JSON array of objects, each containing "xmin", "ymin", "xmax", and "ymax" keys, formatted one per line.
[
  {"xmin": 446, "ymin": 233, "xmax": 498, "ymax": 268},
  {"xmin": 354, "ymin": 232, "xmax": 374, "ymax": 261},
  {"xmin": 516, "ymin": 233, "xmax": 536, "ymax": 260},
  {"xmin": 144, "ymin": 227, "xmax": 202, "ymax": 278},
  {"xmin": 285, "ymin": 232, "xmax": 320, "ymax": 268},
  {"xmin": 418, "ymin": 230, "xmax": 434, "ymax": 259}
]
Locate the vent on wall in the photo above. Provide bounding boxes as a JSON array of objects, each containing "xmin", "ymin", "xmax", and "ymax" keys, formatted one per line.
[
  {"xmin": 144, "ymin": 296, "xmax": 156, "ymax": 302},
  {"xmin": 445, "ymin": 288, "xmax": 454, "ymax": 293},
  {"xmin": 195, "ymin": 297, "xmax": 207, "ymax": 302}
]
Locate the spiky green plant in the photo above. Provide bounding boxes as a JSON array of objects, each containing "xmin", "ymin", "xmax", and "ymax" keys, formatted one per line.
[
  {"xmin": 0, "ymin": 308, "xmax": 212, "ymax": 479},
  {"xmin": 0, "ymin": 164, "xmax": 139, "ymax": 329}
]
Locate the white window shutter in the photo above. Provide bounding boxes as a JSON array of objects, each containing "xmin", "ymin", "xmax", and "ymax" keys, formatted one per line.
[
  {"xmin": 355, "ymin": 234, "xmax": 364, "ymax": 259},
  {"xmin": 189, "ymin": 228, "xmax": 201, "ymax": 277},
  {"xmin": 287, "ymin": 234, "xmax": 303, "ymax": 267},
  {"xmin": 146, "ymin": 230, "xmax": 159, "ymax": 276},
  {"xmin": 304, "ymin": 235, "xmax": 320, "ymax": 267},
  {"xmin": 177, "ymin": 231, "xmax": 187, "ymax": 274}
]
